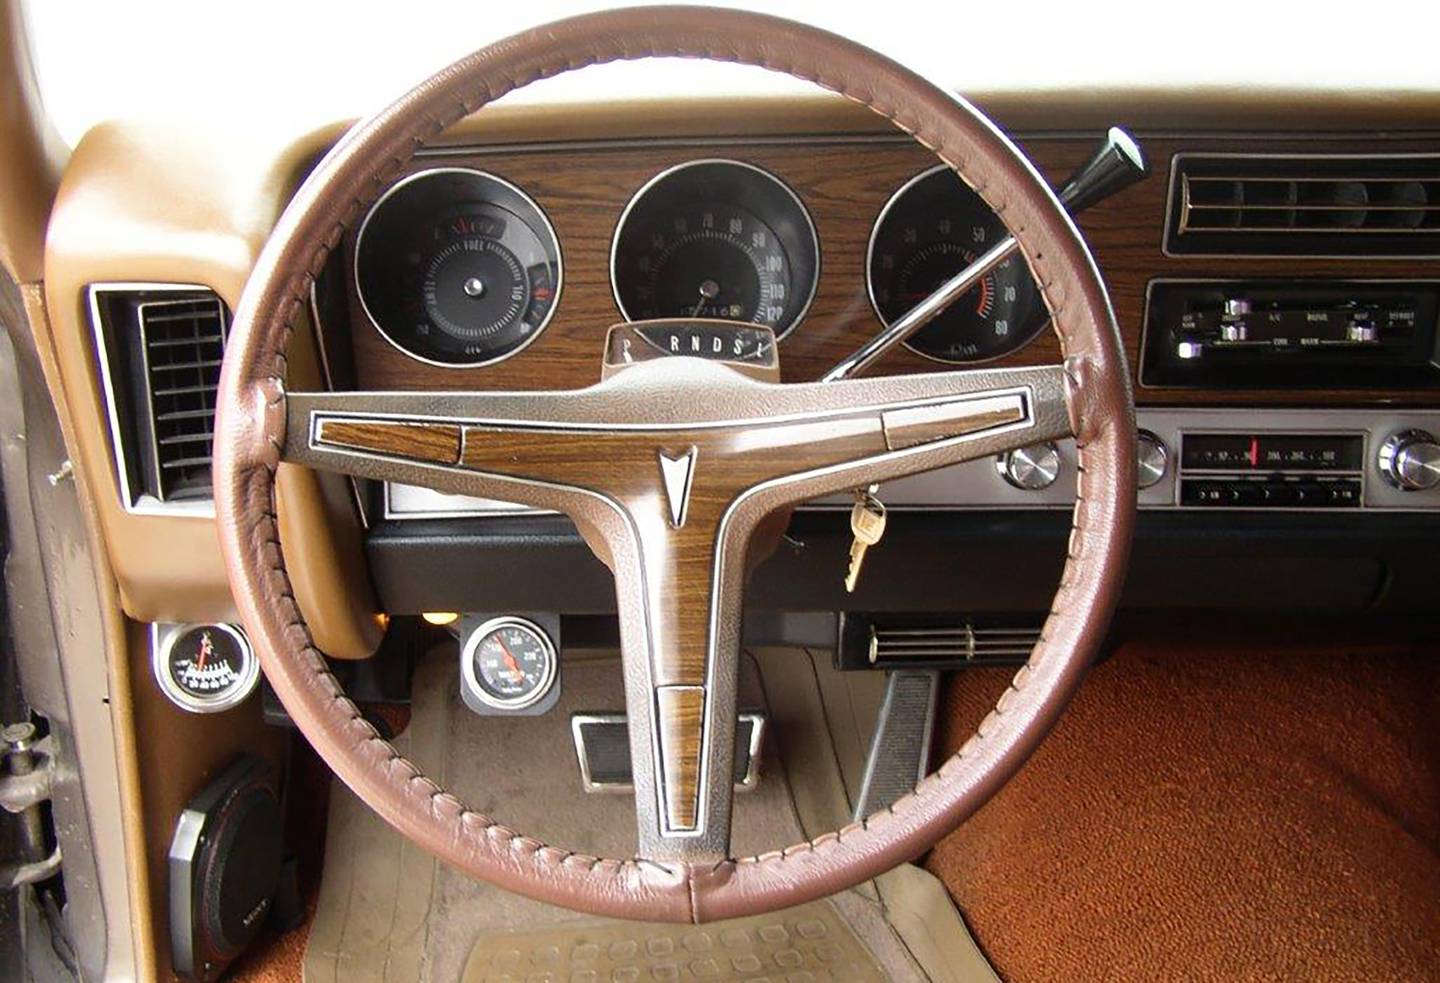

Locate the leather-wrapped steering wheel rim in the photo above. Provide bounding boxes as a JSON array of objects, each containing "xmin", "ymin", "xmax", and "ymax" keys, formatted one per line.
[{"xmin": 214, "ymin": 5, "xmax": 1136, "ymax": 923}]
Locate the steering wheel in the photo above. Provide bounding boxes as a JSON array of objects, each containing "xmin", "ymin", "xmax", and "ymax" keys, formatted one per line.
[{"xmin": 215, "ymin": 6, "xmax": 1135, "ymax": 922}]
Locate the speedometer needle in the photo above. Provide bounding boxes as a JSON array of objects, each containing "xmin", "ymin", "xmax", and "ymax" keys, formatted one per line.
[{"xmin": 691, "ymin": 278, "xmax": 721, "ymax": 316}]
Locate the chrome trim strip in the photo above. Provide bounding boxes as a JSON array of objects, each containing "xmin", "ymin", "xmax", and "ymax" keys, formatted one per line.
[
  {"xmin": 570, "ymin": 711, "xmax": 765, "ymax": 794},
  {"xmin": 86, "ymin": 282, "xmax": 218, "ymax": 518},
  {"xmin": 608, "ymin": 158, "xmax": 820, "ymax": 342},
  {"xmin": 353, "ymin": 167, "xmax": 564, "ymax": 370}
]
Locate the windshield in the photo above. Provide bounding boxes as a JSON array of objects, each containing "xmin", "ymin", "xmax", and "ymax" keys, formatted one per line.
[{"xmin": 28, "ymin": 0, "xmax": 1440, "ymax": 149}]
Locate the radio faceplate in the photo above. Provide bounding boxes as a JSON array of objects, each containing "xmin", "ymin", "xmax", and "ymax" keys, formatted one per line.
[
  {"xmin": 1140, "ymin": 279, "xmax": 1440, "ymax": 390},
  {"xmin": 383, "ymin": 409, "xmax": 1440, "ymax": 518}
]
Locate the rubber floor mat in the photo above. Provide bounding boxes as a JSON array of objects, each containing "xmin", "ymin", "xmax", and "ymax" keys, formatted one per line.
[
  {"xmin": 460, "ymin": 899, "xmax": 886, "ymax": 982},
  {"xmin": 304, "ymin": 649, "xmax": 924, "ymax": 982}
]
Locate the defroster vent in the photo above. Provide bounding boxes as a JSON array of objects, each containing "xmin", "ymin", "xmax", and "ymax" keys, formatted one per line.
[
  {"xmin": 1166, "ymin": 153, "xmax": 1440, "ymax": 257},
  {"xmin": 90, "ymin": 285, "xmax": 230, "ymax": 510}
]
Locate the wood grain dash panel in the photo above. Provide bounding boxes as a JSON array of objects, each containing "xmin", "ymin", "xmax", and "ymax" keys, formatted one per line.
[
  {"xmin": 343, "ymin": 133, "xmax": 1440, "ymax": 407},
  {"xmin": 656, "ymin": 685, "xmax": 705, "ymax": 831},
  {"xmin": 314, "ymin": 419, "xmax": 461, "ymax": 464}
]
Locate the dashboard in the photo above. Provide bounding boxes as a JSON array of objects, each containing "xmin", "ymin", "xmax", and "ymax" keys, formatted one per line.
[
  {"xmin": 43, "ymin": 91, "xmax": 1440, "ymax": 650},
  {"xmin": 316, "ymin": 127, "xmax": 1440, "ymax": 527}
]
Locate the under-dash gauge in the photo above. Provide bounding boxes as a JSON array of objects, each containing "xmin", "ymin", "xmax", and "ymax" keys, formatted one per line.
[
  {"xmin": 611, "ymin": 160, "xmax": 819, "ymax": 339},
  {"xmin": 153, "ymin": 623, "xmax": 259, "ymax": 714},
  {"xmin": 460, "ymin": 616, "xmax": 558, "ymax": 713},
  {"xmin": 355, "ymin": 168, "xmax": 562, "ymax": 367},
  {"xmin": 868, "ymin": 165, "xmax": 1048, "ymax": 363}
]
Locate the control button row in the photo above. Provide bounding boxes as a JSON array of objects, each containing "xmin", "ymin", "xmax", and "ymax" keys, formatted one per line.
[{"xmin": 1180, "ymin": 478, "xmax": 1361, "ymax": 508}]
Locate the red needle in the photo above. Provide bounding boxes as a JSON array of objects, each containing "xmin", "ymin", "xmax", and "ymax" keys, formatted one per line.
[
  {"xmin": 1249, "ymin": 436, "xmax": 1260, "ymax": 468},
  {"xmin": 496, "ymin": 637, "xmax": 523, "ymax": 680}
]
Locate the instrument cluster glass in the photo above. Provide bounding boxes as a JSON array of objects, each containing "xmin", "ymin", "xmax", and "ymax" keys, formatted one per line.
[
  {"xmin": 610, "ymin": 160, "xmax": 820, "ymax": 339},
  {"xmin": 868, "ymin": 166, "xmax": 1048, "ymax": 363},
  {"xmin": 355, "ymin": 168, "xmax": 562, "ymax": 367}
]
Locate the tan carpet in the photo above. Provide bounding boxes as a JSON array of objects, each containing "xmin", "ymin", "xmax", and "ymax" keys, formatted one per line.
[{"xmin": 926, "ymin": 634, "xmax": 1440, "ymax": 982}]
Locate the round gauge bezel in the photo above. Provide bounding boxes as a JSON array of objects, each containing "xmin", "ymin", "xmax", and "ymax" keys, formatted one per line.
[
  {"xmin": 353, "ymin": 167, "xmax": 564, "ymax": 369},
  {"xmin": 460, "ymin": 616, "xmax": 559, "ymax": 711},
  {"xmin": 609, "ymin": 158, "xmax": 820, "ymax": 341},
  {"xmin": 152, "ymin": 622, "xmax": 260, "ymax": 714},
  {"xmin": 866, "ymin": 163, "xmax": 1051, "ymax": 365}
]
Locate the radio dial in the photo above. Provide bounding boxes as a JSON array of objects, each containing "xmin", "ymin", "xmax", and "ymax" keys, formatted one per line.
[
  {"xmin": 997, "ymin": 442, "xmax": 1061, "ymax": 491},
  {"xmin": 1378, "ymin": 430, "xmax": 1440, "ymax": 491},
  {"xmin": 1136, "ymin": 430, "xmax": 1169, "ymax": 489}
]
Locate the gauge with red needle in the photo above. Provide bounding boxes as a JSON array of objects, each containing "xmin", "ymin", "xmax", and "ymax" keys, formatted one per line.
[
  {"xmin": 154, "ymin": 623, "xmax": 259, "ymax": 713},
  {"xmin": 462, "ymin": 617, "xmax": 558, "ymax": 711},
  {"xmin": 867, "ymin": 164, "xmax": 1048, "ymax": 363}
]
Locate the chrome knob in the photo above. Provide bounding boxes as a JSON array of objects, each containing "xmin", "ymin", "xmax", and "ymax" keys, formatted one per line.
[
  {"xmin": 1136, "ymin": 430, "xmax": 1169, "ymax": 489},
  {"xmin": 1378, "ymin": 430, "xmax": 1440, "ymax": 491},
  {"xmin": 997, "ymin": 441, "xmax": 1061, "ymax": 491}
]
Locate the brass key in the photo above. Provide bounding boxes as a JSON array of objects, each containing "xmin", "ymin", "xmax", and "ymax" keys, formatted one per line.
[{"xmin": 844, "ymin": 487, "xmax": 888, "ymax": 592}]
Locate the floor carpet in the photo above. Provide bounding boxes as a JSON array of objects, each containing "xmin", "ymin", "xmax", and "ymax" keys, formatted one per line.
[{"xmin": 926, "ymin": 633, "xmax": 1440, "ymax": 982}]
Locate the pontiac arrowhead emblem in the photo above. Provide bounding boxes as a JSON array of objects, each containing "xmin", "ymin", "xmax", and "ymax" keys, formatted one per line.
[{"xmin": 657, "ymin": 448, "xmax": 697, "ymax": 528}]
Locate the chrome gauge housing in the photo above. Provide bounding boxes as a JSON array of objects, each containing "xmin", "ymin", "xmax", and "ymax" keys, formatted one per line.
[
  {"xmin": 355, "ymin": 168, "xmax": 563, "ymax": 368},
  {"xmin": 610, "ymin": 159, "xmax": 820, "ymax": 339}
]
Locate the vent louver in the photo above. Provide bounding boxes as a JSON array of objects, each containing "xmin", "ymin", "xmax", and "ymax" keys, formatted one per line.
[
  {"xmin": 1166, "ymin": 154, "xmax": 1440, "ymax": 257},
  {"xmin": 90, "ymin": 285, "xmax": 229, "ymax": 511},
  {"xmin": 868, "ymin": 620, "xmax": 1043, "ymax": 666}
]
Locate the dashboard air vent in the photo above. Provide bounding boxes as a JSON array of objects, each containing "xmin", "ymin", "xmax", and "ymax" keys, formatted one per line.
[
  {"xmin": 1166, "ymin": 154, "xmax": 1440, "ymax": 257},
  {"xmin": 89, "ymin": 285, "xmax": 230, "ymax": 510}
]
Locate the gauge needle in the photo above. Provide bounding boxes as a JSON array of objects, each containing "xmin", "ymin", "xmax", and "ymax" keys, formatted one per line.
[
  {"xmin": 497, "ymin": 637, "xmax": 524, "ymax": 680},
  {"xmin": 692, "ymin": 278, "xmax": 720, "ymax": 316}
]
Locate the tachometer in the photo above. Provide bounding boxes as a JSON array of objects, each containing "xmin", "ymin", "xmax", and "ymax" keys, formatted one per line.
[
  {"xmin": 868, "ymin": 166, "xmax": 1048, "ymax": 363},
  {"xmin": 356, "ymin": 168, "xmax": 562, "ymax": 367},
  {"xmin": 611, "ymin": 160, "xmax": 819, "ymax": 339}
]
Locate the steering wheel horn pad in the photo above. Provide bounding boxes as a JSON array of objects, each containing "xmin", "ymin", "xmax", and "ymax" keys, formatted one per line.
[{"xmin": 215, "ymin": 6, "xmax": 1135, "ymax": 923}]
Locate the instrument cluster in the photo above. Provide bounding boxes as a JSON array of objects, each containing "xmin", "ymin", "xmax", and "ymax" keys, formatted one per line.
[{"xmin": 354, "ymin": 158, "xmax": 1050, "ymax": 369}]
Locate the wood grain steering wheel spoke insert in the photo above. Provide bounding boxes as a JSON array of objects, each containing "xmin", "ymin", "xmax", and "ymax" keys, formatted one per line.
[{"xmin": 282, "ymin": 357, "xmax": 1072, "ymax": 859}]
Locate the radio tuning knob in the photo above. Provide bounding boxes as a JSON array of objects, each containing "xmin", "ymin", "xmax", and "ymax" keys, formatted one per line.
[
  {"xmin": 997, "ymin": 441, "xmax": 1061, "ymax": 491},
  {"xmin": 1136, "ymin": 430, "xmax": 1169, "ymax": 489},
  {"xmin": 1378, "ymin": 430, "xmax": 1440, "ymax": 491}
]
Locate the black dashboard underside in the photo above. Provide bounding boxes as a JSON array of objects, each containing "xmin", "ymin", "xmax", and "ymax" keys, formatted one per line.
[{"xmin": 366, "ymin": 510, "xmax": 1437, "ymax": 620}]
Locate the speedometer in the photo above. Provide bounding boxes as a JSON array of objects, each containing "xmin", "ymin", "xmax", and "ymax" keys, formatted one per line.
[
  {"xmin": 611, "ymin": 160, "xmax": 819, "ymax": 339},
  {"xmin": 868, "ymin": 166, "xmax": 1048, "ymax": 363}
]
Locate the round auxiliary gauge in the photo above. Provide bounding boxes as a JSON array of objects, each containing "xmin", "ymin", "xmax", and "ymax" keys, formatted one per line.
[
  {"xmin": 153, "ymin": 623, "xmax": 259, "ymax": 714},
  {"xmin": 868, "ymin": 165, "xmax": 1048, "ymax": 363},
  {"xmin": 355, "ymin": 168, "xmax": 562, "ymax": 367},
  {"xmin": 461, "ymin": 617, "xmax": 558, "ymax": 711},
  {"xmin": 611, "ymin": 159, "xmax": 819, "ymax": 339}
]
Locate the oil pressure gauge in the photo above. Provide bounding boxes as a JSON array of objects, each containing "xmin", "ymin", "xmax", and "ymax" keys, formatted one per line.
[
  {"xmin": 459, "ymin": 615, "xmax": 560, "ymax": 715},
  {"xmin": 153, "ymin": 623, "xmax": 260, "ymax": 714}
]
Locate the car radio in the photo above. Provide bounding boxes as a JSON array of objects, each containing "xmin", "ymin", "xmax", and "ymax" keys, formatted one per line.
[
  {"xmin": 1177, "ymin": 433, "xmax": 1365, "ymax": 508},
  {"xmin": 1140, "ymin": 279, "xmax": 1440, "ymax": 390}
]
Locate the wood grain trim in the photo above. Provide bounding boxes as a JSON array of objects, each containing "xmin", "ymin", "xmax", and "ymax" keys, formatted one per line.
[
  {"xmin": 313, "ymin": 418, "xmax": 461, "ymax": 464},
  {"xmin": 656, "ymin": 685, "xmax": 705, "ymax": 832},
  {"xmin": 347, "ymin": 134, "xmax": 1440, "ymax": 408}
]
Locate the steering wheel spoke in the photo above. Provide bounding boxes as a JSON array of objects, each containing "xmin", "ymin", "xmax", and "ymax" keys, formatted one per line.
[{"xmin": 279, "ymin": 358, "xmax": 1073, "ymax": 859}]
